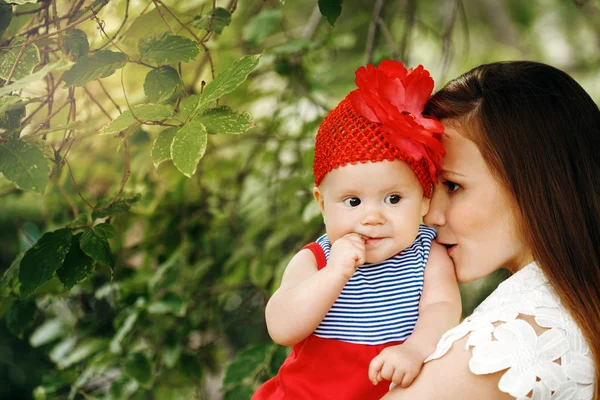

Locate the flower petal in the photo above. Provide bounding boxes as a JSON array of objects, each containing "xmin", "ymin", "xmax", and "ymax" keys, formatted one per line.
[{"xmin": 498, "ymin": 367, "xmax": 537, "ymax": 398}]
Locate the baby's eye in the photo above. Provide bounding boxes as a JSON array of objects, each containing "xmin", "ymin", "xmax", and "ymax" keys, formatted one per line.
[
  {"xmin": 384, "ymin": 194, "xmax": 402, "ymax": 204},
  {"xmin": 442, "ymin": 180, "xmax": 461, "ymax": 193},
  {"xmin": 344, "ymin": 197, "xmax": 361, "ymax": 207}
]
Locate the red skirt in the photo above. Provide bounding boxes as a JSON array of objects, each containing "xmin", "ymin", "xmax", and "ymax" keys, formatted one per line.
[{"xmin": 252, "ymin": 334, "xmax": 401, "ymax": 400}]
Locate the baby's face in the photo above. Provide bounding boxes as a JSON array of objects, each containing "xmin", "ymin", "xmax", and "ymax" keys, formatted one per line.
[{"xmin": 313, "ymin": 160, "xmax": 429, "ymax": 264}]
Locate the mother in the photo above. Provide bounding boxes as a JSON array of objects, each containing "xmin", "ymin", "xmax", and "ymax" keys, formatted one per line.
[{"xmin": 383, "ymin": 61, "xmax": 599, "ymax": 399}]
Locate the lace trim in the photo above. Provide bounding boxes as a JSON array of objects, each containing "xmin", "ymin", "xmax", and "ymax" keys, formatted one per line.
[{"xmin": 425, "ymin": 262, "xmax": 595, "ymax": 399}]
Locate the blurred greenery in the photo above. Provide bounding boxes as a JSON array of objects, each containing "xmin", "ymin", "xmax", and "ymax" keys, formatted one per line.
[{"xmin": 0, "ymin": 0, "xmax": 598, "ymax": 399}]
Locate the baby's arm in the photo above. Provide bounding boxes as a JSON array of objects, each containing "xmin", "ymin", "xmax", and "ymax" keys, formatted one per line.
[
  {"xmin": 265, "ymin": 233, "xmax": 365, "ymax": 346},
  {"xmin": 369, "ymin": 241, "xmax": 461, "ymax": 387}
]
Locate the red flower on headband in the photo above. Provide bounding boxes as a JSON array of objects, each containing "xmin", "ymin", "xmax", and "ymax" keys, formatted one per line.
[{"xmin": 348, "ymin": 60, "xmax": 445, "ymax": 179}]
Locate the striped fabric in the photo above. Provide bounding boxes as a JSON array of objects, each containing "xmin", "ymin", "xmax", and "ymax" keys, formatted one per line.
[{"xmin": 313, "ymin": 224, "xmax": 436, "ymax": 345}]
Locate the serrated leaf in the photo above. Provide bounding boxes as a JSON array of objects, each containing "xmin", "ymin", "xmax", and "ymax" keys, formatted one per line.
[
  {"xmin": 79, "ymin": 226, "xmax": 114, "ymax": 268},
  {"xmin": 0, "ymin": 138, "xmax": 49, "ymax": 193},
  {"xmin": 19, "ymin": 228, "xmax": 72, "ymax": 298},
  {"xmin": 119, "ymin": 7, "xmax": 176, "ymax": 57},
  {"xmin": 67, "ymin": 213, "xmax": 90, "ymax": 228},
  {"xmin": 62, "ymin": 50, "xmax": 127, "ymax": 87},
  {"xmin": 139, "ymin": 35, "xmax": 200, "ymax": 65},
  {"xmin": 56, "ymin": 233, "xmax": 95, "ymax": 290},
  {"xmin": 147, "ymin": 292, "xmax": 186, "ymax": 317},
  {"xmin": 242, "ymin": 9, "xmax": 282, "ymax": 46},
  {"xmin": 171, "ymin": 119, "xmax": 207, "ymax": 177},
  {"xmin": 93, "ymin": 223, "xmax": 115, "ymax": 239},
  {"xmin": 193, "ymin": 7, "xmax": 231, "ymax": 35},
  {"xmin": 0, "ymin": 58, "xmax": 71, "ymax": 97},
  {"xmin": 318, "ymin": 0, "xmax": 342, "ymax": 26},
  {"xmin": 100, "ymin": 104, "xmax": 172, "ymax": 135},
  {"xmin": 5, "ymin": 298, "xmax": 37, "ymax": 338},
  {"xmin": 0, "ymin": 96, "xmax": 25, "ymax": 131},
  {"xmin": 196, "ymin": 55, "xmax": 260, "ymax": 112},
  {"xmin": 175, "ymin": 94, "xmax": 199, "ymax": 122},
  {"xmin": 30, "ymin": 319, "xmax": 67, "ymax": 347},
  {"xmin": 91, "ymin": 193, "xmax": 141, "ymax": 219},
  {"xmin": 199, "ymin": 106, "xmax": 253, "ymax": 135},
  {"xmin": 0, "ymin": 4, "xmax": 12, "ymax": 38},
  {"xmin": 144, "ymin": 66, "xmax": 180, "ymax": 103},
  {"xmin": 122, "ymin": 352, "xmax": 153, "ymax": 387},
  {"xmin": 152, "ymin": 127, "xmax": 177, "ymax": 167},
  {"xmin": 58, "ymin": 338, "xmax": 107, "ymax": 369},
  {"xmin": 63, "ymin": 29, "xmax": 89, "ymax": 61},
  {"xmin": 0, "ymin": 37, "xmax": 40, "ymax": 81},
  {"xmin": 223, "ymin": 344, "xmax": 271, "ymax": 386}
]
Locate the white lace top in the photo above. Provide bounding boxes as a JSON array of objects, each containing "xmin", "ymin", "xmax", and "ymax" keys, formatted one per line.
[{"xmin": 425, "ymin": 262, "xmax": 595, "ymax": 399}]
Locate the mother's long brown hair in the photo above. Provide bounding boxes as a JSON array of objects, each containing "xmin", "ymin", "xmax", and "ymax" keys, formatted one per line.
[{"xmin": 426, "ymin": 61, "xmax": 600, "ymax": 398}]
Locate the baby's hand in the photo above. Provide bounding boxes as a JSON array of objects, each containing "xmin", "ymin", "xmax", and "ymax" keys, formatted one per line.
[
  {"xmin": 328, "ymin": 233, "xmax": 366, "ymax": 280},
  {"xmin": 368, "ymin": 343, "xmax": 426, "ymax": 388}
]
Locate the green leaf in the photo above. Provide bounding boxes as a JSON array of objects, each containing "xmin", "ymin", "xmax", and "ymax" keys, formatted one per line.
[
  {"xmin": 180, "ymin": 354, "xmax": 203, "ymax": 382},
  {"xmin": 56, "ymin": 233, "xmax": 95, "ymax": 290},
  {"xmin": 122, "ymin": 352, "xmax": 153, "ymax": 387},
  {"xmin": 30, "ymin": 319, "xmax": 67, "ymax": 347},
  {"xmin": 175, "ymin": 94, "xmax": 199, "ymax": 122},
  {"xmin": 19, "ymin": 228, "xmax": 72, "ymax": 298},
  {"xmin": 199, "ymin": 106, "xmax": 253, "ymax": 135},
  {"xmin": 4, "ymin": 1, "xmax": 38, "ymax": 4},
  {"xmin": 57, "ymin": 338, "xmax": 107, "ymax": 369},
  {"xmin": 144, "ymin": 66, "xmax": 180, "ymax": 103},
  {"xmin": 110, "ymin": 309, "xmax": 139, "ymax": 353},
  {"xmin": 151, "ymin": 127, "xmax": 177, "ymax": 167},
  {"xmin": 62, "ymin": 50, "xmax": 127, "ymax": 87},
  {"xmin": 0, "ymin": 37, "xmax": 41, "ymax": 81},
  {"xmin": 32, "ymin": 120, "xmax": 86, "ymax": 135},
  {"xmin": 223, "ymin": 344, "xmax": 271, "ymax": 386},
  {"xmin": 79, "ymin": 226, "xmax": 114, "ymax": 268},
  {"xmin": 224, "ymin": 386, "xmax": 254, "ymax": 400},
  {"xmin": 171, "ymin": 119, "xmax": 207, "ymax": 177},
  {"xmin": 0, "ymin": 4, "xmax": 12, "ymax": 38},
  {"xmin": 162, "ymin": 333, "xmax": 182, "ymax": 368},
  {"xmin": 319, "ymin": 0, "xmax": 343, "ymax": 26},
  {"xmin": 147, "ymin": 292, "xmax": 187, "ymax": 317},
  {"xmin": 0, "ymin": 96, "xmax": 25, "ymax": 131},
  {"xmin": 119, "ymin": 7, "xmax": 176, "ymax": 57},
  {"xmin": 91, "ymin": 193, "xmax": 141, "ymax": 219},
  {"xmin": 0, "ymin": 58, "xmax": 71, "ymax": 97},
  {"xmin": 193, "ymin": 7, "xmax": 232, "ymax": 35},
  {"xmin": 93, "ymin": 223, "xmax": 115, "ymax": 238},
  {"xmin": 67, "ymin": 213, "xmax": 90, "ymax": 228},
  {"xmin": 242, "ymin": 9, "xmax": 282, "ymax": 46},
  {"xmin": 19, "ymin": 220, "xmax": 40, "ymax": 251},
  {"xmin": 196, "ymin": 55, "xmax": 261, "ymax": 113},
  {"xmin": 0, "ymin": 252, "xmax": 23, "ymax": 295},
  {"xmin": 139, "ymin": 34, "xmax": 200, "ymax": 65},
  {"xmin": 249, "ymin": 259, "xmax": 272, "ymax": 289},
  {"xmin": 0, "ymin": 95, "xmax": 21, "ymax": 114},
  {"xmin": 100, "ymin": 103, "xmax": 172, "ymax": 135},
  {"xmin": 63, "ymin": 29, "xmax": 89, "ymax": 61},
  {"xmin": 5, "ymin": 298, "xmax": 37, "ymax": 338},
  {"xmin": 0, "ymin": 138, "xmax": 48, "ymax": 193}
]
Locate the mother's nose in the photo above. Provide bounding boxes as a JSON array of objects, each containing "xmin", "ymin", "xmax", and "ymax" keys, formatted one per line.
[{"xmin": 423, "ymin": 183, "xmax": 447, "ymax": 227}]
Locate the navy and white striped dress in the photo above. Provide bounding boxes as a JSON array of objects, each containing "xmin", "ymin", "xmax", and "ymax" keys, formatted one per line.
[{"xmin": 313, "ymin": 224, "xmax": 436, "ymax": 345}]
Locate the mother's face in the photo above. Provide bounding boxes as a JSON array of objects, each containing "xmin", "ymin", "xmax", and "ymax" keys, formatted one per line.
[{"xmin": 424, "ymin": 122, "xmax": 533, "ymax": 283}]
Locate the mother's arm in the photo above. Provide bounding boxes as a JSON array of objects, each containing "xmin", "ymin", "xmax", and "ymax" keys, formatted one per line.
[{"xmin": 381, "ymin": 334, "xmax": 514, "ymax": 400}]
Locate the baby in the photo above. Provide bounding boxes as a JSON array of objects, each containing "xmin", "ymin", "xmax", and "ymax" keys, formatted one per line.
[{"xmin": 253, "ymin": 60, "xmax": 461, "ymax": 399}]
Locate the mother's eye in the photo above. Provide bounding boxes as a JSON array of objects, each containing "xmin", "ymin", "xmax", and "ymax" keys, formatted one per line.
[{"xmin": 442, "ymin": 180, "xmax": 461, "ymax": 193}]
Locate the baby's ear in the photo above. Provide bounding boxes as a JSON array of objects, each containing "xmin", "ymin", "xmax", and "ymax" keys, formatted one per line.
[
  {"xmin": 420, "ymin": 195, "xmax": 430, "ymax": 217},
  {"xmin": 313, "ymin": 186, "xmax": 325, "ymax": 215}
]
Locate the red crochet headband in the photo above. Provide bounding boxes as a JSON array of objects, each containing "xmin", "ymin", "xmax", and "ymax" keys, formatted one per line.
[{"xmin": 313, "ymin": 60, "xmax": 445, "ymax": 197}]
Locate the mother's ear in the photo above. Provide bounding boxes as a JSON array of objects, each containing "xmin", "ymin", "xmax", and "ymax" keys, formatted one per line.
[{"xmin": 421, "ymin": 195, "xmax": 431, "ymax": 218}]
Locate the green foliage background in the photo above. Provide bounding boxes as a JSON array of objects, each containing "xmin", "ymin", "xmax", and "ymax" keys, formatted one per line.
[{"xmin": 0, "ymin": 0, "xmax": 598, "ymax": 399}]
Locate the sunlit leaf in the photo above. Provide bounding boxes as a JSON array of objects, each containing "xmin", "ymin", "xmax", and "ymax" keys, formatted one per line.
[
  {"xmin": 0, "ymin": 138, "xmax": 48, "ymax": 193},
  {"xmin": 199, "ymin": 106, "xmax": 253, "ymax": 135},
  {"xmin": 0, "ymin": 4, "xmax": 12, "ymax": 38},
  {"xmin": 139, "ymin": 34, "xmax": 200, "ymax": 65},
  {"xmin": 110, "ymin": 309, "xmax": 139, "ymax": 353},
  {"xmin": 19, "ymin": 228, "xmax": 72, "ymax": 298},
  {"xmin": 0, "ymin": 37, "xmax": 41, "ymax": 81},
  {"xmin": 62, "ymin": 50, "xmax": 127, "ymax": 87},
  {"xmin": 5, "ymin": 298, "xmax": 37, "ymax": 338},
  {"xmin": 56, "ymin": 233, "xmax": 95, "ymax": 290},
  {"xmin": 100, "ymin": 103, "xmax": 172, "ymax": 135},
  {"xmin": 171, "ymin": 119, "xmax": 207, "ymax": 177},
  {"xmin": 57, "ymin": 338, "xmax": 107, "ymax": 369},
  {"xmin": 30, "ymin": 319, "xmax": 67, "ymax": 347},
  {"xmin": 152, "ymin": 127, "xmax": 177, "ymax": 167},
  {"xmin": 0, "ymin": 95, "xmax": 25, "ymax": 131},
  {"xmin": 193, "ymin": 7, "xmax": 232, "ymax": 34},
  {"xmin": 147, "ymin": 292, "xmax": 187, "ymax": 317},
  {"xmin": 242, "ymin": 9, "xmax": 282, "ymax": 46},
  {"xmin": 175, "ymin": 94, "xmax": 199, "ymax": 122},
  {"xmin": 144, "ymin": 66, "xmax": 180, "ymax": 103},
  {"xmin": 196, "ymin": 54, "xmax": 261, "ymax": 112},
  {"xmin": 0, "ymin": 58, "xmax": 71, "ymax": 97},
  {"xmin": 91, "ymin": 193, "xmax": 141, "ymax": 219},
  {"xmin": 63, "ymin": 29, "xmax": 89, "ymax": 61},
  {"xmin": 319, "ymin": 0, "xmax": 342, "ymax": 26},
  {"xmin": 223, "ymin": 344, "xmax": 271, "ymax": 386}
]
